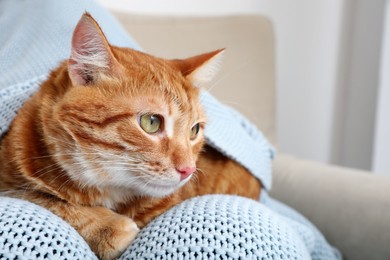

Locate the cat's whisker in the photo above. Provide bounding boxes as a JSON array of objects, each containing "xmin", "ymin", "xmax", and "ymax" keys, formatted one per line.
[
  {"xmin": 63, "ymin": 159, "xmax": 143, "ymax": 167},
  {"xmin": 31, "ymin": 162, "xmax": 65, "ymax": 176},
  {"xmin": 28, "ymin": 165, "xmax": 64, "ymax": 182},
  {"xmin": 45, "ymin": 170, "xmax": 69, "ymax": 186},
  {"xmin": 29, "ymin": 152, "xmax": 103, "ymax": 160},
  {"xmin": 17, "ymin": 166, "xmax": 68, "ymax": 198},
  {"xmin": 50, "ymin": 143, "xmax": 144, "ymax": 162},
  {"xmin": 189, "ymin": 173, "xmax": 200, "ymax": 186},
  {"xmin": 186, "ymin": 169, "xmax": 203, "ymax": 187},
  {"xmin": 195, "ymin": 167, "xmax": 204, "ymax": 173},
  {"xmin": 46, "ymin": 135, "xmax": 150, "ymax": 165},
  {"xmin": 46, "ymin": 136, "xmax": 123, "ymax": 158},
  {"xmin": 58, "ymin": 178, "xmax": 76, "ymax": 192}
]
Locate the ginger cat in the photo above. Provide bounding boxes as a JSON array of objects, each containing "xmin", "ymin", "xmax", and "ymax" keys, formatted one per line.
[{"xmin": 0, "ymin": 13, "xmax": 260, "ymax": 260}]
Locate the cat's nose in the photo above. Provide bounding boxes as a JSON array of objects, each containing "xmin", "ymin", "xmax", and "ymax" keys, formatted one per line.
[{"xmin": 176, "ymin": 166, "xmax": 196, "ymax": 181}]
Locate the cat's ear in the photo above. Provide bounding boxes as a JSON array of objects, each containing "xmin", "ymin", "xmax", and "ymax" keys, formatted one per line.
[
  {"xmin": 68, "ymin": 13, "xmax": 117, "ymax": 86},
  {"xmin": 171, "ymin": 49, "xmax": 225, "ymax": 88}
]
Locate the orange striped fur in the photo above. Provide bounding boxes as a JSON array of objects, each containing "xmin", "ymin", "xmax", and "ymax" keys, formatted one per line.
[{"xmin": 0, "ymin": 13, "xmax": 260, "ymax": 260}]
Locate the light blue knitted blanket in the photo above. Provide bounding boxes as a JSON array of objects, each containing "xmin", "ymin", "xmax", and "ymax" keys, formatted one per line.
[{"xmin": 0, "ymin": 0, "xmax": 341, "ymax": 259}]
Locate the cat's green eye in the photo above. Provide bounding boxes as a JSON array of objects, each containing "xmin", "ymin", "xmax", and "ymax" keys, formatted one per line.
[
  {"xmin": 190, "ymin": 123, "xmax": 200, "ymax": 140},
  {"xmin": 139, "ymin": 114, "xmax": 162, "ymax": 134}
]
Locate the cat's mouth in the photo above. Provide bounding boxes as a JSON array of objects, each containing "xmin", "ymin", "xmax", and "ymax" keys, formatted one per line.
[
  {"xmin": 141, "ymin": 181, "xmax": 180, "ymax": 198},
  {"xmin": 140, "ymin": 173, "xmax": 192, "ymax": 197},
  {"xmin": 147, "ymin": 182, "xmax": 178, "ymax": 190}
]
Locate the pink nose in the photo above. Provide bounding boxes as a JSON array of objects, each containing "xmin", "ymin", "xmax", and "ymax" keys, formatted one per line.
[{"xmin": 177, "ymin": 166, "xmax": 196, "ymax": 181}]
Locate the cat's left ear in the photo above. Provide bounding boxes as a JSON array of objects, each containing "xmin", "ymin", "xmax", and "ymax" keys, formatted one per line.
[
  {"xmin": 68, "ymin": 13, "xmax": 119, "ymax": 86},
  {"xmin": 171, "ymin": 49, "xmax": 225, "ymax": 88}
]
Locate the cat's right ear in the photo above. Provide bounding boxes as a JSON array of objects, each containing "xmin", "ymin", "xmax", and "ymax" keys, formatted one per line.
[
  {"xmin": 170, "ymin": 49, "xmax": 225, "ymax": 88},
  {"xmin": 68, "ymin": 13, "xmax": 118, "ymax": 86}
]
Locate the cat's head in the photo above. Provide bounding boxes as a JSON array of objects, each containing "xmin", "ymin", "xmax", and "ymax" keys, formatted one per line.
[{"xmin": 42, "ymin": 13, "xmax": 223, "ymax": 198}]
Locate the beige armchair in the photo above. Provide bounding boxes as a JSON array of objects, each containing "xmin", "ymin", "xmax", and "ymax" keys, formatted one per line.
[{"xmin": 113, "ymin": 13, "xmax": 390, "ymax": 260}]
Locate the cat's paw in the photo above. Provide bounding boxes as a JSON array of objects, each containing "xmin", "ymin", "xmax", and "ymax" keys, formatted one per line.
[{"xmin": 97, "ymin": 217, "xmax": 139, "ymax": 260}]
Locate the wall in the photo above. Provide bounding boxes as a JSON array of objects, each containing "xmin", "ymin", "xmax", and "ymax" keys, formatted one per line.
[
  {"xmin": 263, "ymin": 1, "xmax": 345, "ymax": 163},
  {"xmin": 337, "ymin": 0, "xmax": 386, "ymax": 170},
  {"xmin": 97, "ymin": 0, "xmax": 266, "ymax": 16},
  {"xmin": 373, "ymin": 0, "xmax": 390, "ymax": 174},
  {"xmin": 97, "ymin": 0, "xmax": 382, "ymax": 168}
]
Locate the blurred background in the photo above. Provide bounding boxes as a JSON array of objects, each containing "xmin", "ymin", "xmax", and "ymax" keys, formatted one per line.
[{"xmin": 97, "ymin": 0, "xmax": 390, "ymax": 174}]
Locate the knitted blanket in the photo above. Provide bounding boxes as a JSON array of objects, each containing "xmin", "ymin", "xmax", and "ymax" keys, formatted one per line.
[
  {"xmin": 0, "ymin": 0, "xmax": 340, "ymax": 259},
  {"xmin": 0, "ymin": 195, "xmax": 339, "ymax": 259}
]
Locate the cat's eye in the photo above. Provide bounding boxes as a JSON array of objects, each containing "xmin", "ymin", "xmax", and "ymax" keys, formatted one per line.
[
  {"xmin": 190, "ymin": 123, "xmax": 200, "ymax": 140},
  {"xmin": 139, "ymin": 114, "xmax": 162, "ymax": 134}
]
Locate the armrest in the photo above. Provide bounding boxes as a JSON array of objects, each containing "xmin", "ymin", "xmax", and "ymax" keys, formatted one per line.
[{"xmin": 269, "ymin": 154, "xmax": 390, "ymax": 260}]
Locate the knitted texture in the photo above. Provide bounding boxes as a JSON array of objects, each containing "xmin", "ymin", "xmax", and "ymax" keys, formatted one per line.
[
  {"xmin": 120, "ymin": 195, "xmax": 311, "ymax": 260},
  {"xmin": 0, "ymin": 196, "xmax": 97, "ymax": 260},
  {"xmin": 0, "ymin": 195, "xmax": 341, "ymax": 260},
  {"xmin": 0, "ymin": 76, "xmax": 46, "ymax": 135},
  {"xmin": 263, "ymin": 196, "xmax": 342, "ymax": 260},
  {"xmin": 0, "ymin": 0, "xmax": 340, "ymax": 259}
]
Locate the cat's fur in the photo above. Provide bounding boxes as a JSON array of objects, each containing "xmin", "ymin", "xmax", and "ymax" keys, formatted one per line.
[{"xmin": 0, "ymin": 13, "xmax": 260, "ymax": 260}]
